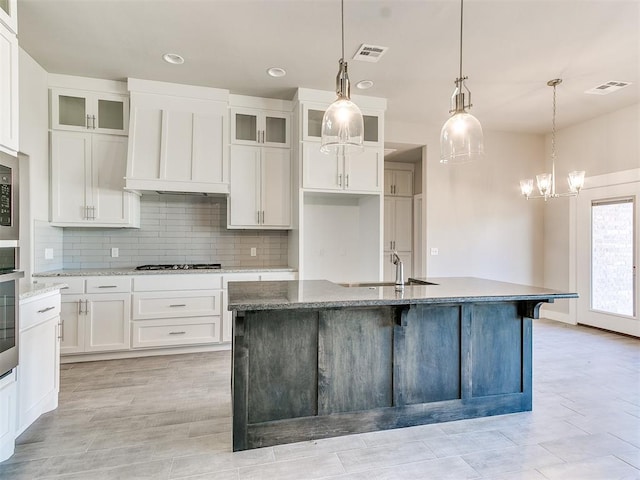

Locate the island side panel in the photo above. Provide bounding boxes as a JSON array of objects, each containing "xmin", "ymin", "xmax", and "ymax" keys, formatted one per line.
[
  {"xmin": 244, "ymin": 309, "xmax": 319, "ymax": 424},
  {"xmin": 394, "ymin": 304, "xmax": 462, "ymax": 405},
  {"xmin": 317, "ymin": 307, "xmax": 394, "ymax": 415},
  {"xmin": 470, "ymin": 302, "xmax": 523, "ymax": 397}
]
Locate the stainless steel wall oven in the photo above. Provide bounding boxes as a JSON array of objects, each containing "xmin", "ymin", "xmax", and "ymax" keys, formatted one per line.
[{"xmin": 0, "ymin": 152, "xmax": 23, "ymax": 377}]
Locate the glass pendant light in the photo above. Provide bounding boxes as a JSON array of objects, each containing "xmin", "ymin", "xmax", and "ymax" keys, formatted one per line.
[
  {"xmin": 320, "ymin": 0, "xmax": 364, "ymax": 154},
  {"xmin": 440, "ymin": 0, "xmax": 484, "ymax": 164}
]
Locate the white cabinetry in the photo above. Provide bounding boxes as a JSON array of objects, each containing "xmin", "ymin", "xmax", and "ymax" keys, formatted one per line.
[
  {"xmin": 131, "ymin": 274, "xmax": 223, "ymax": 349},
  {"xmin": 0, "ymin": 0, "xmax": 17, "ymax": 34},
  {"xmin": 0, "ymin": 369, "xmax": 16, "ymax": 462},
  {"xmin": 383, "ymin": 196, "xmax": 413, "ymax": 280},
  {"xmin": 17, "ymin": 291, "xmax": 61, "ymax": 436},
  {"xmin": 384, "ymin": 169, "xmax": 413, "ymax": 196},
  {"xmin": 0, "ymin": 20, "xmax": 18, "ymax": 154},
  {"xmin": 228, "ymin": 145, "xmax": 291, "ymax": 229},
  {"xmin": 231, "ymin": 107, "xmax": 289, "ymax": 147},
  {"xmin": 50, "ymin": 131, "xmax": 140, "ymax": 227},
  {"xmin": 302, "ymin": 103, "xmax": 382, "ymax": 146},
  {"xmin": 126, "ymin": 79, "xmax": 229, "ymax": 194},
  {"xmin": 50, "ymin": 88, "xmax": 129, "ymax": 135},
  {"xmin": 60, "ymin": 277, "xmax": 131, "ymax": 355},
  {"xmin": 302, "ymin": 143, "xmax": 381, "ymax": 193}
]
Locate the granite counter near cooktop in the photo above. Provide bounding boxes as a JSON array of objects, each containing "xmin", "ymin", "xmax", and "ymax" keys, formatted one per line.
[{"xmin": 33, "ymin": 266, "xmax": 296, "ymax": 277}]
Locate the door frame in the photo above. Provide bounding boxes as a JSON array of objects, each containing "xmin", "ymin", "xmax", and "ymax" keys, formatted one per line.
[{"xmin": 569, "ymin": 168, "xmax": 640, "ymax": 334}]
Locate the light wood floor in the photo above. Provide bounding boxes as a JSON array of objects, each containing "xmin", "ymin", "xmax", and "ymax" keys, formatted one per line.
[{"xmin": 1, "ymin": 319, "xmax": 639, "ymax": 479}]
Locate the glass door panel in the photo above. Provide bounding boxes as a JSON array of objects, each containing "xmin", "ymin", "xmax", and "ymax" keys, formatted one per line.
[
  {"xmin": 235, "ymin": 113, "xmax": 258, "ymax": 142},
  {"xmin": 59, "ymin": 95, "xmax": 87, "ymax": 128},
  {"xmin": 363, "ymin": 115, "xmax": 379, "ymax": 143},
  {"xmin": 307, "ymin": 109, "xmax": 324, "ymax": 138},
  {"xmin": 97, "ymin": 99, "xmax": 124, "ymax": 131},
  {"xmin": 591, "ymin": 197, "xmax": 635, "ymax": 316},
  {"xmin": 265, "ymin": 116, "xmax": 287, "ymax": 144}
]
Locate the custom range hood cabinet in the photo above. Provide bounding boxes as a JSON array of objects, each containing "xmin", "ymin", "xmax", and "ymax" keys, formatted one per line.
[{"xmin": 125, "ymin": 78, "xmax": 230, "ymax": 195}]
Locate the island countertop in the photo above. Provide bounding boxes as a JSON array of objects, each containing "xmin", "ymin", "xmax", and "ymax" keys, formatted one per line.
[{"xmin": 227, "ymin": 277, "xmax": 577, "ymax": 311}]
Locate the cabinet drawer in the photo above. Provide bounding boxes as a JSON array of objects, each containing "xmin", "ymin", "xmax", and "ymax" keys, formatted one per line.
[
  {"xmin": 85, "ymin": 277, "xmax": 131, "ymax": 294},
  {"xmin": 131, "ymin": 317, "xmax": 220, "ymax": 348},
  {"xmin": 259, "ymin": 272, "xmax": 297, "ymax": 281},
  {"xmin": 20, "ymin": 292, "xmax": 61, "ymax": 331},
  {"xmin": 133, "ymin": 274, "xmax": 222, "ymax": 292},
  {"xmin": 59, "ymin": 277, "xmax": 85, "ymax": 295},
  {"xmin": 132, "ymin": 290, "xmax": 221, "ymax": 320}
]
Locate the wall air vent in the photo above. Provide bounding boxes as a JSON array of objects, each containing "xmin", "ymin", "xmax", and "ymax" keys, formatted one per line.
[
  {"xmin": 352, "ymin": 44, "xmax": 388, "ymax": 63},
  {"xmin": 585, "ymin": 81, "xmax": 632, "ymax": 95}
]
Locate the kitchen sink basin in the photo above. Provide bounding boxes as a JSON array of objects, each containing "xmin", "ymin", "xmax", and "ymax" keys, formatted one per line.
[{"xmin": 339, "ymin": 279, "xmax": 438, "ymax": 288}]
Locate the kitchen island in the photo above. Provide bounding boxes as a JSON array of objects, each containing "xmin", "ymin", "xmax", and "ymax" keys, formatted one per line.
[{"xmin": 228, "ymin": 277, "xmax": 577, "ymax": 451}]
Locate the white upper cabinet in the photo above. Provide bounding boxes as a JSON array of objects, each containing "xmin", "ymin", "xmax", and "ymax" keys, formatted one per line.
[
  {"xmin": 126, "ymin": 79, "xmax": 230, "ymax": 194},
  {"xmin": 50, "ymin": 131, "xmax": 140, "ymax": 227},
  {"xmin": 302, "ymin": 103, "xmax": 382, "ymax": 146},
  {"xmin": 384, "ymin": 168, "xmax": 413, "ymax": 197},
  {"xmin": 0, "ymin": 0, "xmax": 17, "ymax": 34},
  {"xmin": 50, "ymin": 88, "xmax": 129, "ymax": 135},
  {"xmin": 231, "ymin": 107, "xmax": 289, "ymax": 148},
  {"xmin": 228, "ymin": 144, "xmax": 291, "ymax": 229},
  {"xmin": 0, "ymin": 21, "xmax": 18, "ymax": 154},
  {"xmin": 302, "ymin": 143, "xmax": 382, "ymax": 194}
]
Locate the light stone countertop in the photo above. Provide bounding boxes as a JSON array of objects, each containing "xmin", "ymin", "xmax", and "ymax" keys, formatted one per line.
[
  {"xmin": 227, "ymin": 277, "xmax": 578, "ymax": 311},
  {"xmin": 32, "ymin": 266, "xmax": 296, "ymax": 277},
  {"xmin": 20, "ymin": 282, "xmax": 68, "ymax": 301}
]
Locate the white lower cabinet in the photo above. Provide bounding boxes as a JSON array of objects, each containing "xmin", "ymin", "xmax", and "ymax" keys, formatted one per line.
[
  {"xmin": 17, "ymin": 291, "xmax": 62, "ymax": 437},
  {"xmin": 132, "ymin": 275, "xmax": 223, "ymax": 349},
  {"xmin": 60, "ymin": 277, "xmax": 131, "ymax": 355},
  {"xmin": 0, "ymin": 370, "xmax": 16, "ymax": 462}
]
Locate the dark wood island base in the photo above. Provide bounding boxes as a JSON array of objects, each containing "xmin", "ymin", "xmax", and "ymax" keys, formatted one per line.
[{"xmin": 228, "ymin": 278, "xmax": 577, "ymax": 451}]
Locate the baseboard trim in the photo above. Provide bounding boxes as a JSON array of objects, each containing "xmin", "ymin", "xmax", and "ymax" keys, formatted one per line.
[
  {"xmin": 539, "ymin": 309, "xmax": 575, "ymax": 325},
  {"xmin": 61, "ymin": 343, "xmax": 231, "ymax": 364}
]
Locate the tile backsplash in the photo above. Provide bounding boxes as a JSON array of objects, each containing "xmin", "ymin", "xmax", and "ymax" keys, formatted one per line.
[{"xmin": 35, "ymin": 194, "xmax": 289, "ymax": 271}]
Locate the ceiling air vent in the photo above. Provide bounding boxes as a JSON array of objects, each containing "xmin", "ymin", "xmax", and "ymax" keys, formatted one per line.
[
  {"xmin": 352, "ymin": 44, "xmax": 388, "ymax": 63},
  {"xmin": 585, "ymin": 81, "xmax": 632, "ymax": 95}
]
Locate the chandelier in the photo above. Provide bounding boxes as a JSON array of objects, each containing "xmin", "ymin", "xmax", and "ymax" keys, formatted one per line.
[{"xmin": 520, "ymin": 79, "xmax": 585, "ymax": 200}]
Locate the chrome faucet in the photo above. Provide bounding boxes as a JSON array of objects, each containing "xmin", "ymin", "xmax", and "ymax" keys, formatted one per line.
[{"xmin": 392, "ymin": 250, "xmax": 404, "ymax": 290}]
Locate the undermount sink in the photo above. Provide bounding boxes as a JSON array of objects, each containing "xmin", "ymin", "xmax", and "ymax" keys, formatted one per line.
[{"xmin": 339, "ymin": 279, "xmax": 438, "ymax": 288}]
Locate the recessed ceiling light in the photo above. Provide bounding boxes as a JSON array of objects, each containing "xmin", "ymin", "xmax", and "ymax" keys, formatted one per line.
[
  {"xmin": 162, "ymin": 53, "xmax": 184, "ymax": 65},
  {"xmin": 267, "ymin": 67, "xmax": 286, "ymax": 78},
  {"xmin": 356, "ymin": 80, "xmax": 374, "ymax": 90}
]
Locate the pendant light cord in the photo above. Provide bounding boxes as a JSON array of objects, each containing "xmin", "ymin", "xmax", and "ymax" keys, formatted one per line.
[
  {"xmin": 551, "ymin": 83, "xmax": 557, "ymax": 164},
  {"xmin": 341, "ymin": 0, "xmax": 345, "ymax": 60},
  {"xmin": 459, "ymin": 0, "xmax": 464, "ymax": 80}
]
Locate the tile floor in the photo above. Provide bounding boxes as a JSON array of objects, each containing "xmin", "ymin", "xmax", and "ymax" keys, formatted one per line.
[{"xmin": 1, "ymin": 319, "xmax": 639, "ymax": 479}]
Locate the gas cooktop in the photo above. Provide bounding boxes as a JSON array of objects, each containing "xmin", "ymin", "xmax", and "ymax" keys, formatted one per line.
[{"xmin": 135, "ymin": 263, "xmax": 222, "ymax": 271}]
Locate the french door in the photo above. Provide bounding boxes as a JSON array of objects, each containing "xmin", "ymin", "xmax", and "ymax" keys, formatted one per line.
[{"xmin": 576, "ymin": 180, "xmax": 639, "ymax": 337}]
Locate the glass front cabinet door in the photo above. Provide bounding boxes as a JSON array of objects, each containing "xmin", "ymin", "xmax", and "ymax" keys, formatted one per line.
[
  {"xmin": 0, "ymin": 0, "xmax": 17, "ymax": 34},
  {"xmin": 230, "ymin": 108, "xmax": 289, "ymax": 148},
  {"xmin": 50, "ymin": 88, "xmax": 129, "ymax": 135},
  {"xmin": 302, "ymin": 104, "xmax": 382, "ymax": 146}
]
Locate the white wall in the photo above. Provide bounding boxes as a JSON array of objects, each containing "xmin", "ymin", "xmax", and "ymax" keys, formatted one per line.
[
  {"xmin": 18, "ymin": 48, "xmax": 49, "ymax": 283},
  {"xmin": 542, "ymin": 103, "xmax": 640, "ymax": 320},
  {"xmin": 386, "ymin": 120, "xmax": 545, "ymax": 286}
]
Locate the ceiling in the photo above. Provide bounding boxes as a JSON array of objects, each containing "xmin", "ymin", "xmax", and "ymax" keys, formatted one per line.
[{"xmin": 16, "ymin": 0, "xmax": 640, "ymax": 135}]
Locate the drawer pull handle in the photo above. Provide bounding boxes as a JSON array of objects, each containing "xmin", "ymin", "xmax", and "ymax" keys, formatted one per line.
[
  {"xmin": 169, "ymin": 304, "xmax": 187, "ymax": 307},
  {"xmin": 97, "ymin": 285, "xmax": 118, "ymax": 288},
  {"xmin": 60, "ymin": 286, "xmax": 69, "ymax": 289},
  {"xmin": 169, "ymin": 331, "xmax": 186, "ymax": 335},
  {"xmin": 37, "ymin": 306, "xmax": 55, "ymax": 314}
]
